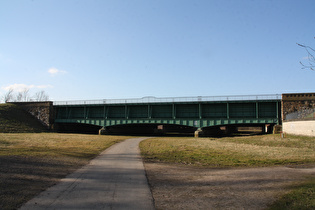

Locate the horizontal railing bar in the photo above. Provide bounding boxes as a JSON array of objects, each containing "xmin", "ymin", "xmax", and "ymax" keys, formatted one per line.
[{"xmin": 53, "ymin": 94, "xmax": 282, "ymax": 106}]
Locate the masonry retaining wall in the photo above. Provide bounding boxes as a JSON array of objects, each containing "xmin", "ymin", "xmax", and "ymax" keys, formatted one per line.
[{"xmin": 12, "ymin": 102, "xmax": 54, "ymax": 130}]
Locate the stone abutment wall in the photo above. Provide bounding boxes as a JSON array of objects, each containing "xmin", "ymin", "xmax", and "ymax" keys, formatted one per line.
[
  {"xmin": 13, "ymin": 102, "xmax": 54, "ymax": 130},
  {"xmin": 282, "ymin": 93, "xmax": 315, "ymax": 121}
]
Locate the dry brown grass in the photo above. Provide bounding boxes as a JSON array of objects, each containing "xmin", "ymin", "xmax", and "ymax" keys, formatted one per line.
[
  {"xmin": 140, "ymin": 134, "xmax": 315, "ymax": 167},
  {"xmin": 0, "ymin": 133, "xmax": 130, "ymax": 210}
]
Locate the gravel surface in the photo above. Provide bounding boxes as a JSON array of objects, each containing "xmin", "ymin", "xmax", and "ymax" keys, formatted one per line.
[{"xmin": 144, "ymin": 163, "xmax": 315, "ymax": 210}]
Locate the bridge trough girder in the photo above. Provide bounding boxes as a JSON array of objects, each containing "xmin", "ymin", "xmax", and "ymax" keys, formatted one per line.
[
  {"xmin": 55, "ymin": 100, "xmax": 280, "ymax": 121},
  {"xmin": 54, "ymin": 99, "xmax": 281, "ymax": 135}
]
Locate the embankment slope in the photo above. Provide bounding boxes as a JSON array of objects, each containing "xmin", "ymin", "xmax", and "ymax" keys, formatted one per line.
[{"xmin": 0, "ymin": 103, "xmax": 47, "ymax": 133}]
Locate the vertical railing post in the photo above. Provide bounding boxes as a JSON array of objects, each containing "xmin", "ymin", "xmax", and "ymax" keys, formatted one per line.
[
  {"xmin": 276, "ymin": 101, "xmax": 280, "ymax": 125},
  {"xmin": 125, "ymin": 104, "xmax": 128, "ymax": 119},
  {"xmin": 172, "ymin": 103, "xmax": 176, "ymax": 119},
  {"xmin": 256, "ymin": 102, "xmax": 259, "ymax": 119},
  {"xmin": 226, "ymin": 102, "xmax": 230, "ymax": 119},
  {"xmin": 148, "ymin": 104, "xmax": 151, "ymax": 119}
]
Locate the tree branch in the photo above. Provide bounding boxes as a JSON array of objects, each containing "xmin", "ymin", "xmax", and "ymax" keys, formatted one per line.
[{"xmin": 297, "ymin": 39, "xmax": 315, "ymax": 71}]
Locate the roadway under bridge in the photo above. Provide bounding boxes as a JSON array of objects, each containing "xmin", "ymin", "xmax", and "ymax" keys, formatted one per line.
[{"xmin": 53, "ymin": 95, "xmax": 281, "ymax": 136}]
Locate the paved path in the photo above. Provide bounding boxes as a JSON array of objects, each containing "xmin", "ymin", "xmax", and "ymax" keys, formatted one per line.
[{"xmin": 20, "ymin": 137, "xmax": 154, "ymax": 210}]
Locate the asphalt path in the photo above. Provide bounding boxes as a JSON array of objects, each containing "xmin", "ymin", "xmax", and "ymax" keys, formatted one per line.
[{"xmin": 20, "ymin": 137, "xmax": 154, "ymax": 210}]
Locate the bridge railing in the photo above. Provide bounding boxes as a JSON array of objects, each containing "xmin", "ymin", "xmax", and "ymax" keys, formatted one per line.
[{"xmin": 53, "ymin": 94, "xmax": 281, "ymax": 106}]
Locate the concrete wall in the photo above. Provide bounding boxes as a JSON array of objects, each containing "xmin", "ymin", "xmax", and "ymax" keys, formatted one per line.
[
  {"xmin": 283, "ymin": 120, "xmax": 315, "ymax": 137},
  {"xmin": 282, "ymin": 93, "xmax": 315, "ymax": 136}
]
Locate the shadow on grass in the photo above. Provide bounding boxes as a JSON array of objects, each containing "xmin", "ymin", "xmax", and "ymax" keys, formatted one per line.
[
  {"xmin": 267, "ymin": 177, "xmax": 315, "ymax": 210},
  {"xmin": 0, "ymin": 156, "xmax": 88, "ymax": 210}
]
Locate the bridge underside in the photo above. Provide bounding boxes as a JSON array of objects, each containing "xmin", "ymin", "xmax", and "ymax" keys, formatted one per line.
[
  {"xmin": 55, "ymin": 121, "xmax": 275, "ymax": 136},
  {"xmin": 54, "ymin": 100, "xmax": 280, "ymax": 135}
]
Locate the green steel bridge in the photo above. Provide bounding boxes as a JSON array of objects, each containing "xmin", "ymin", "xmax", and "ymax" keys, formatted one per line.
[{"xmin": 54, "ymin": 94, "xmax": 281, "ymax": 135}]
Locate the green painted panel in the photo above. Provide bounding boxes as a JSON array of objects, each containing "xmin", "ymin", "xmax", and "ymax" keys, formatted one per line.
[
  {"xmin": 129, "ymin": 105, "xmax": 148, "ymax": 118},
  {"xmin": 151, "ymin": 105, "xmax": 172, "ymax": 118},
  {"xmin": 107, "ymin": 106, "xmax": 125, "ymax": 118},
  {"xmin": 89, "ymin": 106, "xmax": 104, "ymax": 118},
  {"xmin": 168, "ymin": 120, "xmax": 175, "ymax": 124},
  {"xmin": 70, "ymin": 107, "xmax": 85, "ymax": 119},
  {"xmin": 259, "ymin": 102, "xmax": 277, "ymax": 118},
  {"xmin": 230, "ymin": 103, "xmax": 256, "ymax": 118},
  {"xmin": 176, "ymin": 104, "xmax": 199, "ymax": 118},
  {"xmin": 56, "ymin": 107, "xmax": 68, "ymax": 119},
  {"xmin": 202, "ymin": 104, "xmax": 227, "ymax": 118},
  {"xmin": 191, "ymin": 120, "xmax": 198, "ymax": 127},
  {"xmin": 201, "ymin": 120, "xmax": 208, "ymax": 127}
]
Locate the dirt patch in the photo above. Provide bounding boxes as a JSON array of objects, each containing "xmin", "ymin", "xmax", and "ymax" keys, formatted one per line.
[{"xmin": 144, "ymin": 163, "xmax": 315, "ymax": 210}]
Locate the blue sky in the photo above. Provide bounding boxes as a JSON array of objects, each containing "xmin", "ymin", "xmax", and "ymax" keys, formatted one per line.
[{"xmin": 0, "ymin": 0, "xmax": 314, "ymax": 101}]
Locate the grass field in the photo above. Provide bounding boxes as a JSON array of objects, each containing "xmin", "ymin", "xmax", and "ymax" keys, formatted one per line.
[
  {"xmin": 0, "ymin": 133, "xmax": 130, "ymax": 210},
  {"xmin": 140, "ymin": 134, "xmax": 315, "ymax": 167},
  {"xmin": 268, "ymin": 177, "xmax": 315, "ymax": 210}
]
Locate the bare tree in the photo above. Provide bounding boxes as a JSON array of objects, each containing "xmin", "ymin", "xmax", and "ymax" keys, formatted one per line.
[
  {"xmin": 22, "ymin": 88, "xmax": 30, "ymax": 102},
  {"xmin": 297, "ymin": 37, "xmax": 315, "ymax": 71},
  {"xmin": 14, "ymin": 88, "xmax": 30, "ymax": 102},
  {"xmin": 34, "ymin": 91, "xmax": 49, "ymax": 101},
  {"xmin": 16, "ymin": 92, "xmax": 23, "ymax": 102},
  {"xmin": 4, "ymin": 88, "xmax": 14, "ymax": 102},
  {"xmin": 2, "ymin": 88, "xmax": 50, "ymax": 103}
]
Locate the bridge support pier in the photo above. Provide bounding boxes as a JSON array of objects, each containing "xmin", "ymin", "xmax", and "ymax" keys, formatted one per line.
[
  {"xmin": 195, "ymin": 127, "xmax": 224, "ymax": 137},
  {"xmin": 153, "ymin": 125, "xmax": 166, "ymax": 135},
  {"xmin": 265, "ymin": 124, "xmax": 273, "ymax": 134},
  {"xmin": 194, "ymin": 129, "xmax": 202, "ymax": 137},
  {"xmin": 99, "ymin": 127, "xmax": 108, "ymax": 135},
  {"xmin": 225, "ymin": 126, "xmax": 238, "ymax": 135}
]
